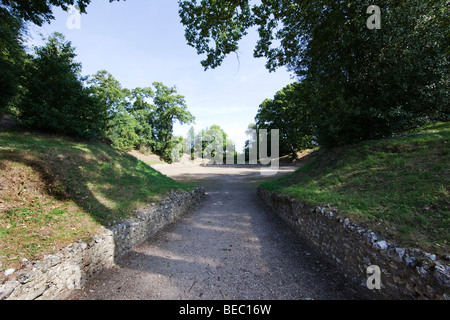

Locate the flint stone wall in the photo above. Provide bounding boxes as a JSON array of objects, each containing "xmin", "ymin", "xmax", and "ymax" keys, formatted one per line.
[
  {"xmin": 257, "ymin": 187, "xmax": 450, "ymax": 300},
  {"xmin": 0, "ymin": 187, "xmax": 205, "ymax": 300}
]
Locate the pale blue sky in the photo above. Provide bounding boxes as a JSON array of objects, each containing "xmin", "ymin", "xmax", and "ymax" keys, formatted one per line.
[{"xmin": 26, "ymin": 0, "xmax": 294, "ymax": 151}]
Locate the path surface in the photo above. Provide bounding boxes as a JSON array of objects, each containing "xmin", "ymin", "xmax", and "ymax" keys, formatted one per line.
[{"xmin": 70, "ymin": 165, "xmax": 375, "ymax": 300}]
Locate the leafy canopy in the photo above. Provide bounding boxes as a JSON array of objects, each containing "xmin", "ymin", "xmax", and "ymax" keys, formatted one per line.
[
  {"xmin": 179, "ymin": 0, "xmax": 449, "ymax": 147},
  {"xmin": 0, "ymin": 7, "xmax": 26, "ymax": 112},
  {"xmin": 0, "ymin": 0, "xmax": 122, "ymax": 114},
  {"xmin": 89, "ymin": 71, "xmax": 195, "ymax": 158},
  {"xmin": 255, "ymin": 82, "xmax": 316, "ymax": 156},
  {"xmin": 0, "ymin": 0, "xmax": 121, "ymax": 26}
]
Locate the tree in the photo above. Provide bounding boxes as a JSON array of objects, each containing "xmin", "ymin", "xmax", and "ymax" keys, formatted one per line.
[
  {"xmin": 106, "ymin": 108, "xmax": 140, "ymax": 151},
  {"xmin": 178, "ymin": 0, "xmax": 254, "ymax": 70},
  {"xmin": 0, "ymin": 0, "xmax": 120, "ymax": 26},
  {"xmin": 88, "ymin": 70, "xmax": 127, "ymax": 117},
  {"xmin": 152, "ymin": 82, "xmax": 195, "ymax": 159},
  {"xmin": 88, "ymin": 71, "xmax": 157, "ymax": 151},
  {"xmin": 194, "ymin": 124, "xmax": 230, "ymax": 163},
  {"xmin": 255, "ymin": 82, "xmax": 316, "ymax": 156},
  {"xmin": 0, "ymin": 7, "xmax": 26, "ymax": 113},
  {"xmin": 128, "ymin": 87, "xmax": 156, "ymax": 151},
  {"xmin": 88, "ymin": 70, "xmax": 139, "ymax": 149},
  {"xmin": 18, "ymin": 33, "xmax": 108, "ymax": 138},
  {"xmin": 179, "ymin": 0, "xmax": 449, "ymax": 147},
  {"xmin": 0, "ymin": 0, "xmax": 122, "ymax": 111},
  {"xmin": 299, "ymin": 0, "xmax": 450, "ymax": 146},
  {"xmin": 244, "ymin": 122, "xmax": 257, "ymax": 163},
  {"xmin": 88, "ymin": 73, "xmax": 195, "ymax": 157}
]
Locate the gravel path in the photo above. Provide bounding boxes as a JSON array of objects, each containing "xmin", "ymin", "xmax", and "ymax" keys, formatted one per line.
[{"xmin": 70, "ymin": 165, "xmax": 375, "ymax": 300}]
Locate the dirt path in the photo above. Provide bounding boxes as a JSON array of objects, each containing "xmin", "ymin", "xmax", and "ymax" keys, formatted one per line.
[{"xmin": 70, "ymin": 165, "xmax": 375, "ymax": 300}]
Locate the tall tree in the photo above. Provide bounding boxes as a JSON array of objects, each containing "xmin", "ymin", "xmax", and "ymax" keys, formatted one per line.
[
  {"xmin": 88, "ymin": 70, "xmax": 127, "ymax": 117},
  {"xmin": 18, "ymin": 33, "xmax": 108, "ymax": 138},
  {"xmin": 1, "ymin": 0, "xmax": 121, "ymax": 116},
  {"xmin": 152, "ymin": 82, "xmax": 195, "ymax": 159},
  {"xmin": 179, "ymin": 0, "xmax": 449, "ymax": 147},
  {"xmin": 89, "ymin": 73, "xmax": 195, "ymax": 156},
  {"xmin": 88, "ymin": 71, "xmax": 152, "ymax": 151},
  {"xmin": 128, "ymin": 87, "xmax": 156, "ymax": 151},
  {"xmin": 255, "ymin": 82, "xmax": 316, "ymax": 156},
  {"xmin": 194, "ymin": 124, "xmax": 230, "ymax": 162},
  {"xmin": 0, "ymin": 7, "xmax": 26, "ymax": 113}
]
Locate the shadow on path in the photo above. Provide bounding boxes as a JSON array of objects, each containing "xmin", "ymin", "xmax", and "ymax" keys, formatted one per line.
[{"xmin": 70, "ymin": 166, "xmax": 380, "ymax": 300}]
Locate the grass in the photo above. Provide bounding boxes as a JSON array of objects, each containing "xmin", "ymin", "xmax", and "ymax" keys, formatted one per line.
[
  {"xmin": 261, "ymin": 122, "xmax": 449, "ymax": 257},
  {"xmin": 0, "ymin": 130, "xmax": 194, "ymax": 270}
]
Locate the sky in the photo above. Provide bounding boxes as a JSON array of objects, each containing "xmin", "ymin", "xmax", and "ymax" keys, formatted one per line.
[{"xmin": 26, "ymin": 0, "xmax": 294, "ymax": 151}]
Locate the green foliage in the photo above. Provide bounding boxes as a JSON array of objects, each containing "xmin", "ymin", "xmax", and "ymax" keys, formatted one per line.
[
  {"xmin": 0, "ymin": 7, "xmax": 26, "ymax": 113},
  {"xmin": 89, "ymin": 71, "xmax": 195, "ymax": 158},
  {"xmin": 197, "ymin": 124, "xmax": 230, "ymax": 160},
  {"xmin": 178, "ymin": 0, "xmax": 254, "ymax": 70},
  {"xmin": 128, "ymin": 87, "xmax": 156, "ymax": 150},
  {"xmin": 107, "ymin": 108, "xmax": 141, "ymax": 151},
  {"xmin": 88, "ymin": 70, "xmax": 140, "ymax": 150},
  {"xmin": 302, "ymin": 0, "xmax": 450, "ymax": 147},
  {"xmin": 0, "ymin": 0, "xmax": 121, "ymax": 26},
  {"xmin": 88, "ymin": 70, "xmax": 127, "ymax": 117},
  {"xmin": 179, "ymin": 0, "xmax": 449, "ymax": 148},
  {"xmin": 152, "ymin": 82, "xmax": 195, "ymax": 160},
  {"xmin": 255, "ymin": 82, "xmax": 316, "ymax": 156},
  {"xmin": 0, "ymin": 0, "xmax": 121, "ymax": 121},
  {"xmin": 17, "ymin": 33, "xmax": 109, "ymax": 139},
  {"xmin": 172, "ymin": 125, "xmax": 233, "ymax": 163}
]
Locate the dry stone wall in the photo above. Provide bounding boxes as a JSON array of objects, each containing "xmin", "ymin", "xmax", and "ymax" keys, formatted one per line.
[
  {"xmin": 257, "ymin": 187, "xmax": 450, "ymax": 300},
  {"xmin": 0, "ymin": 187, "xmax": 205, "ymax": 300}
]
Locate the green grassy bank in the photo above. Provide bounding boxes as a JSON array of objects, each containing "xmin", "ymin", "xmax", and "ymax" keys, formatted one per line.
[
  {"xmin": 261, "ymin": 122, "xmax": 449, "ymax": 257},
  {"xmin": 0, "ymin": 130, "xmax": 193, "ymax": 270}
]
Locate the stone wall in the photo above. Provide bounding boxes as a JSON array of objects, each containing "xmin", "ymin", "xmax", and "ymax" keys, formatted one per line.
[
  {"xmin": 257, "ymin": 187, "xmax": 450, "ymax": 300},
  {"xmin": 0, "ymin": 187, "xmax": 205, "ymax": 300}
]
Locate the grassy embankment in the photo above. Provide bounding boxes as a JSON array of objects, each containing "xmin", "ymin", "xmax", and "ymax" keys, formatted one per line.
[
  {"xmin": 261, "ymin": 122, "xmax": 449, "ymax": 257},
  {"xmin": 0, "ymin": 130, "xmax": 192, "ymax": 270}
]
